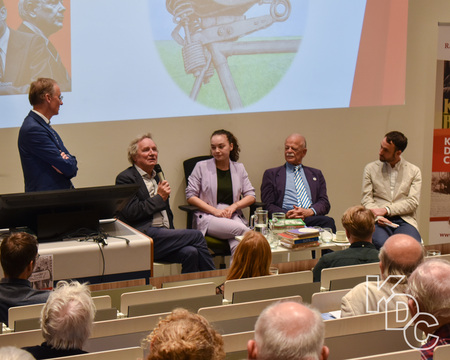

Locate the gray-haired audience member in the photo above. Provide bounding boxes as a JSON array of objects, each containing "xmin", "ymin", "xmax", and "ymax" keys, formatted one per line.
[
  {"xmin": 247, "ymin": 301, "xmax": 329, "ymax": 360},
  {"xmin": 0, "ymin": 346, "xmax": 35, "ymax": 360},
  {"xmin": 22, "ymin": 281, "xmax": 95, "ymax": 360},
  {"xmin": 407, "ymin": 259, "xmax": 450, "ymax": 359},
  {"xmin": 340, "ymin": 233, "xmax": 424, "ymax": 317},
  {"xmin": 0, "ymin": 232, "xmax": 49, "ymax": 326}
]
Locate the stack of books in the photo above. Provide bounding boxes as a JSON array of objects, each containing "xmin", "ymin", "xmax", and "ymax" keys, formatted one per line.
[{"xmin": 278, "ymin": 227, "xmax": 320, "ymax": 249}]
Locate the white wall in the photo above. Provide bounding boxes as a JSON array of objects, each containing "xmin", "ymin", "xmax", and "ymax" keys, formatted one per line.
[{"xmin": 0, "ymin": 0, "xmax": 444, "ymax": 244}]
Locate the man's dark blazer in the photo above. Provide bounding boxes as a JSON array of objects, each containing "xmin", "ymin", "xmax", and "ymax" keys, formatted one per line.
[
  {"xmin": 261, "ymin": 164, "xmax": 331, "ymax": 216},
  {"xmin": 115, "ymin": 166, "xmax": 174, "ymax": 233},
  {"xmin": 1, "ymin": 28, "xmax": 51, "ymax": 94},
  {"xmin": 17, "ymin": 23, "xmax": 71, "ymax": 92},
  {"xmin": 18, "ymin": 111, "xmax": 78, "ymax": 192}
]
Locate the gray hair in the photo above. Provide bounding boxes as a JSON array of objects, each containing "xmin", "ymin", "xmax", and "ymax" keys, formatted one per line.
[
  {"xmin": 0, "ymin": 347, "xmax": 35, "ymax": 360},
  {"xmin": 127, "ymin": 133, "xmax": 153, "ymax": 164},
  {"xmin": 408, "ymin": 259, "xmax": 450, "ymax": 318},
  {"xmin": 41, "ymin": 281, "xmax": 95, "ymax": 350},
  {"xmin": 254, "ymin": 301, "xmax": 324, "ymax": 360}
]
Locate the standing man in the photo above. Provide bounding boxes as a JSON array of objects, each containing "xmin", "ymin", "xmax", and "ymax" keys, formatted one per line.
[
  {"xmin": 17, "ymin": 0, "xmax": 71, "ymax": 91},
  {"xmin": 116, "ymin": 134, "xmax": 215, "ymax": 274},
  {"xmin": 0, "ymin": 0, "xmax": 51, "ymax": 95},
  {"xmin": 261, "ymin": 133, "xmax": 335, "ymax": 231},
  {"xmin": 0, "ymin": 232, "xmax": 50, "ymax": 327},
  {"xmin": 18, "ymin": 78, "xmax": 77, "ymax": 192},
  {"xmin": 313, "ymin": 206, "xmax": 379, "ymax": 282},
  {"xmin": 362, "ymin": 131, "xmax": 422, "ymax": 249}
]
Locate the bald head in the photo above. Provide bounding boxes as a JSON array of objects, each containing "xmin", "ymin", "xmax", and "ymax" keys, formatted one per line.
[
  {"xmin": 248, "ymin": 301, "xmax": 328, "ymax": 360},
  {"xmin": 284, "ymin": 134, "xmax": 307, "ymax": 166},
  {"xmin": 380, "ymin": 234, "xmax": 424, "ymax": 280}
]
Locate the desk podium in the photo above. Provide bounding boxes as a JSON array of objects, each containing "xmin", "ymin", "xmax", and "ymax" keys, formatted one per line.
[{"xmin": 0, "ymin": 220, "xmax": 153, "ymax": 286}]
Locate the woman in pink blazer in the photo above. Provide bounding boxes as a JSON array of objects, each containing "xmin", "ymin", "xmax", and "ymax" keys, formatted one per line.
[{"xmin": 186, "ymin": 129, "xmax": 256, "ymax": 257}]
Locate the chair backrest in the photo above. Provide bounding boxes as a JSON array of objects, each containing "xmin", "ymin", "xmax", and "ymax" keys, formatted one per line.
[
  {"xmin": 120, "ymin": 282, "xmax": 216, "ymax": 315},
  {"xmin": 92, "ymin": 285, "xmax": 152, "ymax": 310},
  {"xmin": 347, "ymin": 349, "xmax": 421, "ymax": 360},
  {"xmin": 325, "ymin": 309, "xmax": 421, "ymax": 359},
  {"xmin": 162, "ymin": 275, "xmax": 226, "ymax": 288},
  {"xmin": 321, "ymin": 262, "xmax": 380, "ymax": 291},
  {"xmin": 329, "ymin": 275, "xmax": 368, "ymax": 291},
  {"xmin": 223, "ymin": 270, "xmax": 312, "ymax": 301},
  {"xmin": 434, "ymin": 343, "xmax": 450, "ymax": 359},
  {"xmin": 183, "ymin": 155, "xmax": 213, "ymax": 183},
  {"xmin": 199, "ymin": 296, "xmax": 302, "ymax": 334},
  {"xmin": 311, "ymin": 288, "xmax": 350, "ymax": 313},
  {"xmin": 222, "ymin": 331, "xmax": 254, "ymax": 354},
  {"xmin": 232, "ymin": 282, "xmax": 318, "ymax": 304},
  {"xmin": 57, "ymin": 346, "xmax": 143, "ymax": 360},
  {"xmin": 128, "ymin": 294, "xmax": 223, "ymax": 317},
  {"xmin": 9, "ymin": 295, "xmax": 112, "ymax": 331}
]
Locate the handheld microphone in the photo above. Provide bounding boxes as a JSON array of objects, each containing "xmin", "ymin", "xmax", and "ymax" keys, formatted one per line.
[{"xmin": 154, "ymin": 164, "xmax": 165, "ymax": 182}]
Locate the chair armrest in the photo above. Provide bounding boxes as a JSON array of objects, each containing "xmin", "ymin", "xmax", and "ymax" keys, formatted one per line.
[{"xmin": 178, "ymin": 204, "xmax": 199, "ymax": 213}]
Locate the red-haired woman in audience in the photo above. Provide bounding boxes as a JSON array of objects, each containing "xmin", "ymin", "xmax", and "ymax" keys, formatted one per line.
[{"xmin": 216, "ymin": 230, "xmax": 272, "ymax": 295}]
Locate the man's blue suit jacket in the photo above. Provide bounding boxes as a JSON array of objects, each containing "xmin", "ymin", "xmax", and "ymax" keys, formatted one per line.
[
  {"xmin": 261, "ymin": 164, "xmax": 331, "ymax": 216},
  {"xmin": 18, "ymin": 111, "xmax": 78, "ymax": 192}
]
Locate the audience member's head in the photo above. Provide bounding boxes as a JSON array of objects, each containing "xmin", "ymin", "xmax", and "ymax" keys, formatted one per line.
[
  {"xmin": 248, "ymin": 301, "xmax": 329, "ymax": 360},
  {"xmin": 1, "ymin": 232, "xmax": 38, "ymax": 279},
  {"xmin": 226, "ymin": 231, "xmax": 271, "ymax": 281},
  {"xmin": 379, "ymin": 234, "xmax": 424, "ymax": 283},
  {"xmin": 144, "ymin": 308, "xmax": 225, "ymax": 360},
  {"xmin": 41, "ymin": 281, "xmax": 95, "ymax": 350},
  {"xmin": 0, "ymin": 346, "xmax": 35, "ymax": 360},
  {"xmin": 407, "ymin": 259, "xmax": 450, "ymax": 331},
  {"xmin": 341, "ymin": 205, "xmax": 375, "ymax": 243}
]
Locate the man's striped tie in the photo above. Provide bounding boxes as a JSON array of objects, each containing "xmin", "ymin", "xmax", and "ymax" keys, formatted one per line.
[{"xmin": 294, "ymin": 165, "xmax": 312, "ymax": 208}]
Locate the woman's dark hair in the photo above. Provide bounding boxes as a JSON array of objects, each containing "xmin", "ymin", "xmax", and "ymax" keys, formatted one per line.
[{"xmin": 211, "ymin": 129, "xmax": 240, "ymax": 162}]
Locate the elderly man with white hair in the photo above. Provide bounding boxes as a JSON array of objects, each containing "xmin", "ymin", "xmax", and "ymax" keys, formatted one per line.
[
  {"xmin": 22, "ymin": 281, "xmax": 95, "ymax": 359},
  {"xmin": 407, "ymin": 259, "xmax": 450, "ymax": 360},
  {"xmin": 247, "ymin": 301, "xmax": 329, "ymax": 360}
]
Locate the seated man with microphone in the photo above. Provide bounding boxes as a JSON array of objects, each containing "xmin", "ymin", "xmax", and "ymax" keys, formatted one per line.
[{"xmin": 115, "ymin": 133, "xmax": 215, "ymax": 273}]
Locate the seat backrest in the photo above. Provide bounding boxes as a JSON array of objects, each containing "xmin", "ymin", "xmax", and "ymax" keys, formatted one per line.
[
  {"xmin": 329, "ymin": 275, "xmax": 368, "ymax": 291},
  {"xmin": 128, "ymin": 294, "xmax": 223, "ymax": 317},
  {"xmin": 434, "ymin": 343, "xmax": 450, "ymax": 360},
  {"xmin": 54, "ymin": 346, "xmax": 144, "ymax": 360},
  {"xmin": 222, "ymin": 331, "xmax": 255, "ymax": 353},
  {"xmin": 311, "ymin": 288, "xmax": 350, "ymax": 313},
  {"xmin": 8, "ymin": 295, "xmax": 112, "ymax": 331},
  {"xmin": 183, "ymin": 155, "xmax": 212, "ymax": 183},
  {"xmin": 321, "ymin": 262, "xmax": 380, "ymax": 291},
  {"xmin": 223, "ymin": 270, "xmax": 312, "ymax": 301},
  {"xmin": 347, "ymin": 349, "xmax": 421, "ymax": 360},
  {"xmin": 120, "ymin": 282, "xmax": 216, "ymax": 315},
  {"xmin": 232, "ymin": 283, "xmax": 317, "ymax": 304}
]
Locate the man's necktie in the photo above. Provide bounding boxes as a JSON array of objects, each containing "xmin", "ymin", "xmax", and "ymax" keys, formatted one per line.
[{"xmin": 294, "ymin": 165, "xmax": 312, "ymax": 209}]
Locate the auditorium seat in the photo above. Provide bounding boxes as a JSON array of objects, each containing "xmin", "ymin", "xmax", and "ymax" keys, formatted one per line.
[
  {"xmin": 57, "ymin": 346, "xmax": 143, "ymax": 360},
  {"xmin": 223, "ymin": 270, "xmax": 312, "ymax": 301},
  {"xmin": 346, "ymin": 349, "xmax": 421, "ymax": 359},
  {"xmin": 320, "ymin": 262, "xmax": 380, "ymax": 291},
  {"xmin": 311, "ymin": 288, "xmax": 350, "ymax": 314},
  {"xmin": 434, "ymin": 343, "xmax": 450, "ymax": 359},
  {"xmin": 198, "ymin": 295, "xmax": 302, "ymax": 334},
  {"xmin": 222, "ymin": 331, "xmax": 254, "ymax": 360},
  {"xmin": 120, "ymin": 282, "xmax": 217, "ymax": 316}
]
